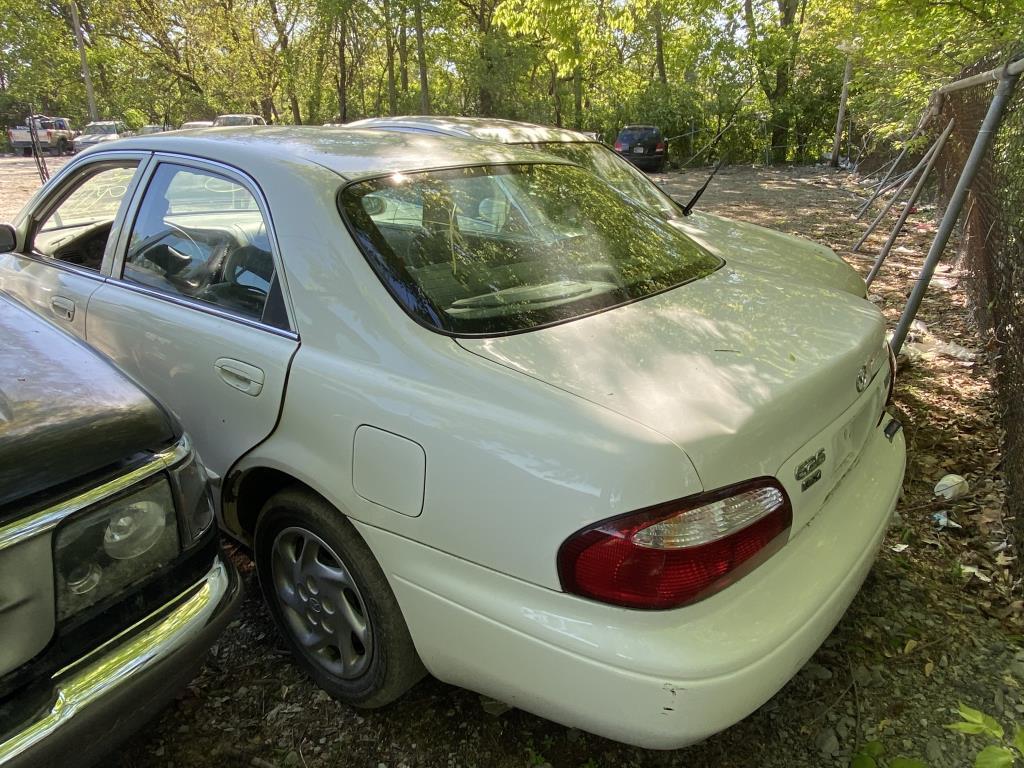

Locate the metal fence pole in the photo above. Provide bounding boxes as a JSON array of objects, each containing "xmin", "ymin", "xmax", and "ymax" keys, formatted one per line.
[
  {"xmin": 852, "ymin": 139, "xmax": 938, "ymax": 252},
  {"xmin": 891, "ymin": 64, "xmax": 1021, "ymax": 355},
  {"xmin": 855, "ymin": 118, "xmax": 927, "ymax": 219},
  {"xmin": 865, "ymin": 118, "xmax": 955, "ymax": 287}
]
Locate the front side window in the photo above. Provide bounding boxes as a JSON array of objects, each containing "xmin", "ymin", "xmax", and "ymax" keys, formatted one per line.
[
  {"xmin": 123, "ymin": 163, "xmax": 278, "ymax": 323},
  {"xmin": 340, "ymin": 163, "xmax": 721, "ymax": 335},
  {"xmin": 529, "ymin": 142, "xmax": 679, "ymax": 220},
  {"xmin": 34, "ymin": 163, "xmax": 138, "ymax": 271}
]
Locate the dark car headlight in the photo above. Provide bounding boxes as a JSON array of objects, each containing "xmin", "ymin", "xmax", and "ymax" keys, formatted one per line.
[{"xmin": 54, "ymin": 478, "xmax": 180, "ymax": 621}]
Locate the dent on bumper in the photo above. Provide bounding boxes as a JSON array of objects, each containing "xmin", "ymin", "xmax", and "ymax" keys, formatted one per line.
[
  {"xmin": 356, "ymin": 417, "xmax": 906, "ymax": 749},
  {"xmin": 0, "ymin": 556, "xmax": 241, "ymax": 768}
]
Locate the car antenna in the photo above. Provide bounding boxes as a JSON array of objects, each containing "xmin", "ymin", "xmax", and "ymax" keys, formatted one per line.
[{"xmin": 680, "ymin": 157, "xmax": 725, "ymax": 217}]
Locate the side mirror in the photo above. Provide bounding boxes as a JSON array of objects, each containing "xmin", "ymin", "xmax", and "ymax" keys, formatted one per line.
[{"xmin": 0, "ymin": 224, "xmax": 16, "ymax": 254}]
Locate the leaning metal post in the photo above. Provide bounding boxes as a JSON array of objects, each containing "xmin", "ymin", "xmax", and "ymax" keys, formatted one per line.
[
  {"xmin": 852, "ymin": 139, "xmax": 938, "ymax": 252},
  {"xmin": 890, "ymin": 63, "xmax": 1021, "ymax": 355},
  {"xmin": 855, "ymin": 111, "xmax": 930, "ymax": 219},
  {"xmin": 865, "ymin": 119, "xmax": 955, "ymax": 287}
]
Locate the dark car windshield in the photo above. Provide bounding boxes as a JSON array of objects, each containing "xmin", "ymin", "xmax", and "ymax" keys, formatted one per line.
[
  {"xmin": 83, "ymin": 123, "xmax": 118, "ymax": 135},
  {"xmin": 214, "ymin": 115, "xmax": 254, "ymax": 126},
  {"xmin": 527, "ymin": 141, "xmax": 679, "ymax": 220},
  {"xmin": 339, "ymin": 163, "xmax": 721, "ymax": 336}
]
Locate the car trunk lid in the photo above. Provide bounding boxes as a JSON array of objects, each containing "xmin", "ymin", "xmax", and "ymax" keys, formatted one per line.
[{"xmin": 457, "ymin": 263, "xmax": 888, "ymax": 532}]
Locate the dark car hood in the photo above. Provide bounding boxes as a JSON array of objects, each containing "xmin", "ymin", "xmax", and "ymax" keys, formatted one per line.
[{"xmin": 0, "ymin": 293, "xmax": 178, "ymax": 515}]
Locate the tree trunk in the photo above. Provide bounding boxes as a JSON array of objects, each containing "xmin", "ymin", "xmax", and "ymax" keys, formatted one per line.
[
  {"xmin": 830, "ymin": 55, "xmax": 853, "ymax": 167},
  {"xmin": 549, "ymin": 66, "xmax": 561, "ymax": 127},
  {"xmin": 383, "ymin": 0, "xmax": 398, "ymax": 114},
  {"xmin": 414, "ymin": 0, "xmax": 429, "ymax": 113},
  {"xmin": 399, "ymin": 21, "xmax": 410, "ymax": 97},
  {"xmin": 337, "ymin": 12, "xmax": 348, "ymax": 122},
  {"xmin": 573, "ymin": 65, "xmax": 583, "ymax": 130},
  {"xmin": 477, "ymin": 0, "xmax": 496, "ymax": 116},
  {"xmin": 743, "ymin": 0, "xmax": 802, "ymax": 163},
  {"xmin": 653, "ymin": 3, "xmax": 667, "ymax": 85}
]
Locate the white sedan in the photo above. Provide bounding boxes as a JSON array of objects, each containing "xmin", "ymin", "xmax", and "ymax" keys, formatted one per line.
[{"xmin": 0, "ymin": 128, "xmax": 905, "ymax": 749}]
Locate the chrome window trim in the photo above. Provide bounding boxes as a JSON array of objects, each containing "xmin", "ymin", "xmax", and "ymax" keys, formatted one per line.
[
  {"xmin": 100, "ymin": 276, "xmax": 299, "ymax": 340},
  {"xmin": 109, "ymin": 152, "xmax": 298, "ymax": 335},
  {"xmin": 0, "ymin": 436, "xmax": 191, "ymax": 552}
]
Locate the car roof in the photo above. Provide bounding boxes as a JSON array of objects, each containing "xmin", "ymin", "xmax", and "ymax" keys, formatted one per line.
[
  {"xmin": 85, "ymin": 120, "xmax": 120, "ymax": 126},
  {"xmin": 217, "ymin": 114, "xmax": 262, "ymax": 119},
  {"xmin": 345, "ymin": 116, "xmax": 594, "ymax": 145},
  {"xmin": 106, "ymin": 126, "xmax": 571, "ymax": 180},
  {"xmin": 621, "ymin": 124, "xmax": 659, "ymax": 130}
]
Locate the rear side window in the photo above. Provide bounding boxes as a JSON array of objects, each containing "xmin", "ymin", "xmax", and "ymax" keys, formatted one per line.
[
  {"xmin": 339, "ymin": 163, "xmax": 721, "ymax": 336},
  {"xmin": 122, "ymin": 163, "xmax": 281, "ymax": 324}
]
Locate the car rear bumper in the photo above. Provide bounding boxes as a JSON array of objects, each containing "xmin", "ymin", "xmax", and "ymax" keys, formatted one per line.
[
  {"xmin": 0, "ymin": 555, "xmax": 241, "ymax": 768},
  {"xmin": 357, "ymin": 415, "xmax": 905, "ymax": 749},
  {"xmin": 617, "ymin": 152, "xmax": 665, "ymax": 170}
]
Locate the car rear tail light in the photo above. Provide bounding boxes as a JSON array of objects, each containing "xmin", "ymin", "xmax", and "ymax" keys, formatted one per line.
[
  {"xmin": 614, "ymin": 141, "xmax": 623, "ymax": 151},
  {"xmin": 656, "ymin": 141, "xmax": 666, "ymax": 152},
  {"xmin": 557, "ymin": 479, "xmax": 792, "ymax": 610}
]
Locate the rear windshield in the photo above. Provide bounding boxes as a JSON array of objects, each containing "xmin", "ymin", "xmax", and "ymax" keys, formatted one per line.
[
  {"xmin": 528, "ymin": 141, "xmax": 679, "ymax": 220},
  {"xmin": 618, "ymin": 127, "xmax": 660, "ymax": 143},
  {"xmin": 339, "ymin": 163, "xmax": 721, "ymax": 336}
]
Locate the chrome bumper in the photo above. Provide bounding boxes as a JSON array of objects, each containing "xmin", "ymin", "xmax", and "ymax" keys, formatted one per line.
[{"xmin": 0, "ymin": 556, "xmax": 241, "ymax": 768}]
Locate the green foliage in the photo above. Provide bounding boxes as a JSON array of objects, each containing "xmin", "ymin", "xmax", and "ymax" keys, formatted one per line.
[
  {"xmin": 121, "ymin": 108, "xmax": 146, "ymax": 131},
  {"xmin": 0, "ymin": 0, "xmax": 1016, "ymax": 162},
  {"xmin": 943, "ymin": 702, "xmax": 1024, "ymax": 768},
  {"xmin": 974, "ymin": 745, "xmax": 1016, "ymax": 768},
  {"xmin": 849, "ymin": 738, "xmax": 927, "ymax": 768},
  {"xmin": 948, "ymin": 702, "xmax": 1007, "ymax": 740}
]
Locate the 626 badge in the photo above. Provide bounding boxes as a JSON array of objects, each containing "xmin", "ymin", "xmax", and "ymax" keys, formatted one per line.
[{"xmin": 796, "ymin": 448, "xmax": 826, "ymax": 491}]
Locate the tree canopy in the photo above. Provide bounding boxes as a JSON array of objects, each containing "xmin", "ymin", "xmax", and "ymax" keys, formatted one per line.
[{"xmin": 0, "ymin": 0, "xmax": 1016, "ymax": 163}]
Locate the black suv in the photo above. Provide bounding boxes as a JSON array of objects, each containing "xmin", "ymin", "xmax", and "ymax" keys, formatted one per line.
[
  {"xmin": 0, "ymin": 274, "xmax": 241, "ymax": 767},
  {"xmin": 613, "ymin": 125, "xmax": 668, "ymax": 172}
]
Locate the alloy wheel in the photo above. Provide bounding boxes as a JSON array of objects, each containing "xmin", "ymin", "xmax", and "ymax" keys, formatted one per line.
[{"xmin": 270, "ymin": 526, "xmax": 373, "ymax": 679}]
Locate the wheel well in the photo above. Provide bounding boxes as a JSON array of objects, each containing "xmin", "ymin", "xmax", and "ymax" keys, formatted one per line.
[{"xmin": 232, "ymin": 467, "xmax": 314, "ymax": 541}]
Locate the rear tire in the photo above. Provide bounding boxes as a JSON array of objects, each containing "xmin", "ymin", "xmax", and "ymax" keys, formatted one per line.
[
  {"xmin": 254, "ymin": 487, "xmax": 425, "ymax": 708},
  {"xmin": 21, "ymin": 147, "xmax": 31, "ymax": 157}
]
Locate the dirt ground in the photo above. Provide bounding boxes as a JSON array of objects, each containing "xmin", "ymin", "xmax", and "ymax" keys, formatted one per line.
[
  {"xmin": 3, "ymin": 156, "xmax": 1019, "ymax": 768},
  {"xmin": 0, "ymin": 155, "xmax": 69, "ymax": 220}
]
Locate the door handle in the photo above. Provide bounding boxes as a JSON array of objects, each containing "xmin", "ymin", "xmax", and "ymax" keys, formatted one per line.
[
  {"xmin": 50, "ymin": 296, "xmax": 75, "ymax": 322},
  {"xmin": 214, "ymin": 358, "xmax": 265, "ymax": 397}
]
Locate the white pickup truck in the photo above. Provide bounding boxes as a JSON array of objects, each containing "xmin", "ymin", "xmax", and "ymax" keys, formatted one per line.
[{"xmin": 7, "ymin": 115, "xmax": 75, "ymax": 156}]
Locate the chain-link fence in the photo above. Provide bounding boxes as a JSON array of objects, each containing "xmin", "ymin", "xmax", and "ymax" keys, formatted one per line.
[{"xmin": 934, "ymin": 52, "xmax": 1024, "ymax": 534}]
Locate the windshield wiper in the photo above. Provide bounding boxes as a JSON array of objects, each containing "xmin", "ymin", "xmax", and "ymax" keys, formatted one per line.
[{"xmin": 680, "ymin": 158, "xmax": 724, "ymax": 217}]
